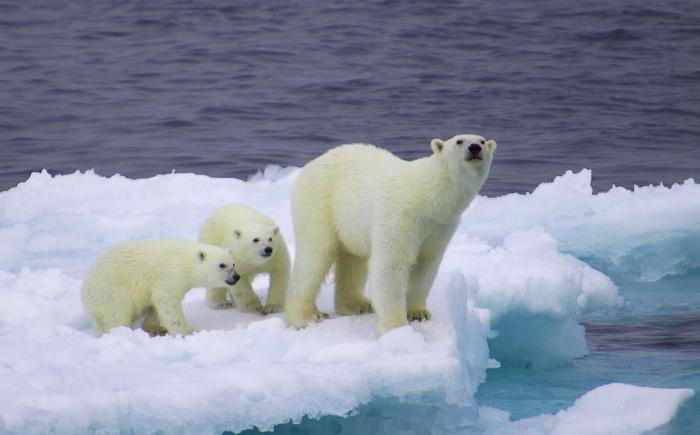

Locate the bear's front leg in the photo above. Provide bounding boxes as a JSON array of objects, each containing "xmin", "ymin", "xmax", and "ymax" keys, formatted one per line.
[
  {"xmin": 407, "ymin": 225, "xmax": 456, "ymax": 322},
  {"xmin": 369, "ymin": 221, "xmax": 421, "ymax": 332},
  {"xmin": 151, "ymin": 287, "xmax": 194, "ymax": 336},
  {"xmin": 230, "ymin": 279, "xmax": 264, "ymax": 313},
  {"xmin": 206, "ymin": 286, "xmax": 234, "ymax": 309},
  {"xmin": 370, "ymin": 254, "xmax": 411, "ymax": 333}
]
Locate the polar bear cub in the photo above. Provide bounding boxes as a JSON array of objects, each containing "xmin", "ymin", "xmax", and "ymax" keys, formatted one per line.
[
  {"xmin": 286, "ymin": 134, "xmax": 496, "ymax": 332},
  {"xmin": 199, "ymin": 204, "xmax": 290, "ymax": 315},
  {"xmin": 82, "ymin": 239, "xmax": 240, "ymax": 336}
]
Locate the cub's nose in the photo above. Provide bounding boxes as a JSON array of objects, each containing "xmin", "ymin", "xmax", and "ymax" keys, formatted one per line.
[
  {"xmin": 226, "ymin": 272, "xmax": 241, "ymax": 286},
  {"xmin": 468, "ymin": 144, "xmax": 482, "ymax": 154},
  {"xmin": 264, "ymin": 246, "xmax": 273, "ymax": 255}
]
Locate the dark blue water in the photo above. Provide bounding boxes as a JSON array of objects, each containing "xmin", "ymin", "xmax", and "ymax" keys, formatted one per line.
[{"xmin": 1, "ymin": 0, "xmax": 699, "ymax": 195}]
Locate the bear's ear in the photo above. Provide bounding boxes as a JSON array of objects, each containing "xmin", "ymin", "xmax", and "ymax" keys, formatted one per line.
[
  {"xmin": 486, "ymin": 139, "xmax": 497, "ymax": 153},
  {"xmin": 430, "ymin": 138, "xmax": 444, "ymax": 154},
  {"xmin": 272, "ymin": 226, "xmax": 280, "ymax": 235},
  {"xmin": 234, "ymin": 230, "xmax": 242, "ymax": 239},
  {"xmin": 198, "ymin": 251, "xmax": 206, "ymax": 262}
]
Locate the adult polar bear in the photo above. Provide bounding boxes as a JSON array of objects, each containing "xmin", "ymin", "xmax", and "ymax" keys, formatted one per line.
[{"xmin": 286, "ymin": 134, "xmax": 496, "ymax": 332}]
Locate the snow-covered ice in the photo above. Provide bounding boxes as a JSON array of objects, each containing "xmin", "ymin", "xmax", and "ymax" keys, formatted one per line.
[
  {"xmin": 0, "ymin": 168, "xmax": 696, "ymax": 434},
  {"xmin": 479, "ymin": 383, "xmax": 694, "ymax": 435}
]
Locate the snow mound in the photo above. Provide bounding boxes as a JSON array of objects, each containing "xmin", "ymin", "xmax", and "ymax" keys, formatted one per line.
[{"xmin": 463, "ymin": 169, "xmax": 700, "ymax": 282}]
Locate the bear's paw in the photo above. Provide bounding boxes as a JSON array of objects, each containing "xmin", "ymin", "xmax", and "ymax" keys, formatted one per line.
[{"xmin": 407, "ymin": 307, "xmax": 431, "ymax": 322}]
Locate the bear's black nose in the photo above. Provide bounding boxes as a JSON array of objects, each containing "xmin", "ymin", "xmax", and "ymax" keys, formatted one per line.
[
  {"xmin": 468, "ymin": 144, "xmax": 482, "ymax": 154},
  {"xmin": 264, "ymin": 246, "xmax": 273, "ymax": 254},
  {"xmin": 226, "ymin": 272, "xmax": 241, "ymax": 285}
]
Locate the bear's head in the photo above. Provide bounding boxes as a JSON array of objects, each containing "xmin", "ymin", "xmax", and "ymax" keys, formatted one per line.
[
  {"xmin": 195, "ymin": 245, "xmax": 240, "ymax": 288},
  {"xmin": 231, "ymin": 221, "xmax": 281, "ymax": 267},
  {"xmin": 430, "ymin": 134, "xmax": 497, "ymax": 187}
]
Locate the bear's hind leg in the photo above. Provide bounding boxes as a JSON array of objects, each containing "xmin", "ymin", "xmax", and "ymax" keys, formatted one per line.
[
  {"xmin": 93, "ymin": 310, "xmax": 134, "ymax": 335},
  {"xmin": 143, "ymin": 306, "xmax": 168, "ymax": 336},
  {"xmin": 335, "ymin": 248, "xmax": 372, "ymax": 315},
  {"xmin": 286, "ymin": 240, "xmax": 335, "ymax": 328},
  {"xmin": 86, "ymin": 290, "xmax": 134, "ymax": 335},
  {"xmin": 152, "ymin": 286, "xmax": 194, "ymax": 336}
]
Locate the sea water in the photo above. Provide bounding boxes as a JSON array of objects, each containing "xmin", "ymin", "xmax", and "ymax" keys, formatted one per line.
[{"xmin": 1, "ymin": 0, "xmax": 699, "ymax": 195}]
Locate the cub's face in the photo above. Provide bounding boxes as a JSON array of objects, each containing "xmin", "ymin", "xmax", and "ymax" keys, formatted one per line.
[
  {"xmin": 232, "ymin": 222, "xmax": 280, "ymax": 267},
  {"xmin": 197, "ymin": 247, "xmax": 240, "ymax": 288},
  {"xmin": 430, "ymin": 133, "xmax": 497, "ymax": 181}
]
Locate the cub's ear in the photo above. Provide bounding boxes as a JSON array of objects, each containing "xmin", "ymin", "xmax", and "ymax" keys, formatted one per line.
[
  {"xmin": 272, "ymin": 226, "xmax": 280, "ymax": 235},
  {"xmin": 485, "ymin": 139, "xmax": 497, "ymax": 153},
  {"xmin": 234, "ymin": 230, "xmax": 242, "ymax": 239},
  {"xmin": 198, "ymin": 251, "xmax": 206, "ymax": 262},
  {"xmin": 430, "ymin": 138, "xmax": 444, "ymax": 154}
]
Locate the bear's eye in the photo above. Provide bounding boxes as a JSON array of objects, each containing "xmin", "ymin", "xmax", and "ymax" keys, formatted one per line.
[
  {"xmin": 253, "ymin": 238, "xmax": 259, "ymax": 243},
  {"xmin": 480, "ymin": 140, "xmax": 485, "ymax": 145},
  {"xmin": 268, "ymin": 237, "xmax": 272, "ymax": 242},
  {"xmin": 456, "ymin": 140, "xmax": 463, "ymax": 145},
  {"xmin": 219, "ymin": 263, "xmax": 226, "ymax": 269}
]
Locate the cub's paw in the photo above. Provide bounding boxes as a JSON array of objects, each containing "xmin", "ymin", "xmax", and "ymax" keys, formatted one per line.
[
  {"xmin": 207, "ymin": 299, "xmax": 234, "ymax": 310},
  {"xmin": 407, "ymin": 307, "xmax": 431, "ymax": 322},
  {"xmin": 144, "ymin": 325, "xmax": 168, "ymax": 337},
  {"xmin": 336, "ymin": 298, "xmax": 374, "ymax": 315},
  {"xmin": 241, "ymin": 300, "xmax": 264, "ymax": 314},
  {"xmin": 259, "ymin": 304, "xmax": 283, "ymax": 316},
  {"xmin": 315, "ymin": 310, "xmax": 331, "ymax": 321}
]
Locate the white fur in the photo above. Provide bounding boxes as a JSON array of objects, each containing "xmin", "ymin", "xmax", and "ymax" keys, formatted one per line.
[
  {"xmin": 286, "ymin": 134, "xmax": 496, "ymax": 332},
  {"xmin": 199, "ymin": 204, "xmax": 290, "ymax": 314},
  {"xmin": 81, "ymin": 240, "xmax": 238, "ymax": 335}
]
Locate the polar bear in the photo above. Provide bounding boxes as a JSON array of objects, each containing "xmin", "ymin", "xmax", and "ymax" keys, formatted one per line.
[
  {"xmin": 286, "ymin": 134, "xmax": 496, "ymax": 332},
  {"xmin": 199, "ymin": 204, "xmax": 290, "ymax": 315},
  {"xmin": 81, "ymin": 240, "xmax": 240, "ymax": 336}
]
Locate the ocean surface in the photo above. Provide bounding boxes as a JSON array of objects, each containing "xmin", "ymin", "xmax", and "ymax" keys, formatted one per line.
[
  {"xmin": 1, "ymin": 0, "xmax": 699, "ymax": 195},
  {"xmin": 1, "ymin": 1, "xmax": 699, "ymax": 434}
]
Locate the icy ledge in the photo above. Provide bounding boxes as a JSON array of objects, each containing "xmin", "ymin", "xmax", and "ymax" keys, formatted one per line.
[
  {"xmin": 0, "ymin": 271, "xmax": 491, "ymax": 434},
  {"xmin": 0, "ymin": 169, "xmax": 695, "ymax": 433}
]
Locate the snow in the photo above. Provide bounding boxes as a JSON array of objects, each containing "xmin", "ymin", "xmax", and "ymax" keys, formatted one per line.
[
  {"xmin": 0, "ymin": 168, "xmax": 696, "ymax": 434},
  {"xmin": 463, "ymin": 169, "xmax": 700, "ymax": 282}
]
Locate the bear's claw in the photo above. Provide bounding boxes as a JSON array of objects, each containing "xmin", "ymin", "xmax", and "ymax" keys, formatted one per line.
[
  {"xmin": 259, "ymin": 304, "xmax": 283, "ymax": 316},
  {"xmin": 208, "ymin": 300, "xmax": 235, "ymax": 310},
  {"xmin": 144, "ymin": 326, "xmax": 169, "ymax": 337},
  {"xmin": 336, "ymin": 298, "xmax": 374, "ymax": 315},
  {"xmin": 407, "ymin": 308, "xmax": 431, "ymax": 322}
]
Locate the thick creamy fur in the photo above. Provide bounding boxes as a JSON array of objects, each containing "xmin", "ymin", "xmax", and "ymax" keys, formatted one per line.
[
  {"xmin": 199, "ymin": 204, "xmax": 290, "ymax": 314},
  {"xmin": 81, "ymin": 240, "xmax": 238, "ymax": 335},
  {"xmin": 286, "ymin": 134, "xmax": 496, "ymax": 332}
]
